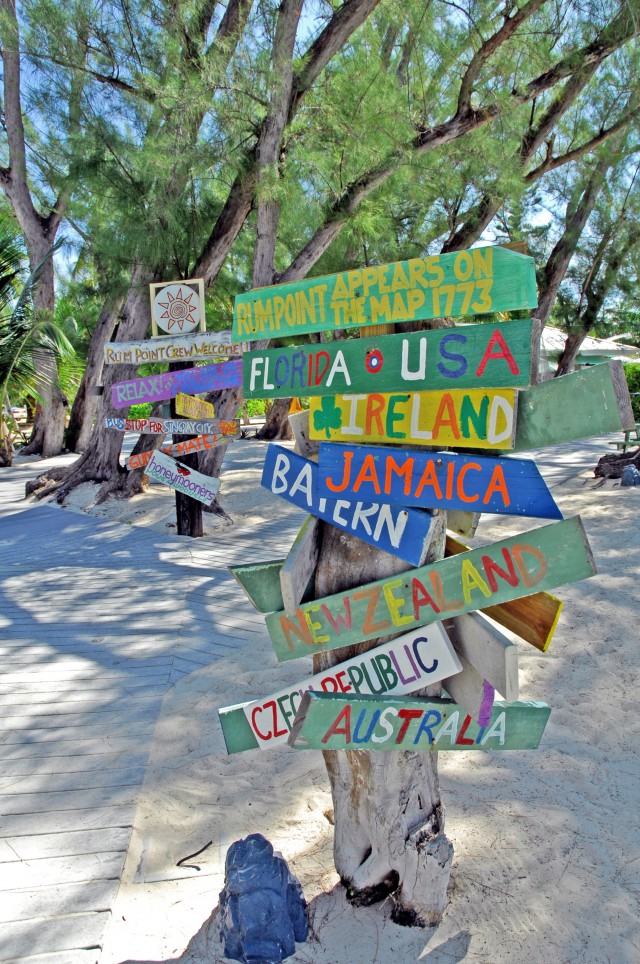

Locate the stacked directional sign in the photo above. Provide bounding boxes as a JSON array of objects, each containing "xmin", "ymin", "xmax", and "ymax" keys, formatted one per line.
[
  {"xmin": 220, "ymin": 246, "xmax": 635, "ymax": 756},
  {"xmin": 103, "ymin": 279, "xmax": 243, "ymax": 503}
]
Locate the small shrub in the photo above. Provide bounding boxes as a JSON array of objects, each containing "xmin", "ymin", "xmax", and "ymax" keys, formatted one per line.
[
  {"xmin": 624, "ymin": 364, "xmax": 640, "ymax": 420},
  {"xmin": 128, "ymin": 403, "xmax": 153, "ymax": 419}
]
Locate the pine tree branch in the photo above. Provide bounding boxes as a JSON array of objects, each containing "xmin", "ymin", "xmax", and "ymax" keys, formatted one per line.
[{"xmin": 456, "ymin": 0, "xmax": 547, "ymax": 115}]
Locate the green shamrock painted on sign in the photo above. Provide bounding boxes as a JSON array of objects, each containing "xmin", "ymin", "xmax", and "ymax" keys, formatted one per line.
[{"xmin": 313, "ymin": 396, "xmax": 343, "ymax": 438}]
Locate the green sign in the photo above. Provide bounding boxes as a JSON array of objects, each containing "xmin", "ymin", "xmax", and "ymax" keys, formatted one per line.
[
  {"xmin": 265, "ymin": 516, "xmax": 596, "ymax": 662},
  {"xmin": 288, "ymin": 692, "xmax": 551, "ymax": 751},
  {"xmin": 242, "ymin": 318, "xmax": 538, "ymax": 397},
  {"xmin": 233, "ymin": 247, "xmax": 537, "ymax": 340}
]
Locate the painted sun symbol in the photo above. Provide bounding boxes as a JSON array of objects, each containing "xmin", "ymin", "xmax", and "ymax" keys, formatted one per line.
[{"xmin": 155, "ymin": 286, "xmax": 200, "ymax": 332}]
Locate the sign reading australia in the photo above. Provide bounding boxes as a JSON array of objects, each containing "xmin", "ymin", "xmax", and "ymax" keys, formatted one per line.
[{"xmin": 232, "ymin": 247, "xmax": 537, "ymax": 341}]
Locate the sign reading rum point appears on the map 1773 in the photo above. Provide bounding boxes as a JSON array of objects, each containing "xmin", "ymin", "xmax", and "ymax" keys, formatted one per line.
[
  {"xmin": 150, "ymin": 278, "xmax": 206, "ymax": 336},
  {"xmin": 232, "ymin": 247, "xmax": 537, "ymax": 340},
  {"xmin": 145, "ymin": 449, "xmax": 220, "ymax": 506},
  {"xmin": 243, "ymin": 318, "xmax": 538, "ymax": 398}
]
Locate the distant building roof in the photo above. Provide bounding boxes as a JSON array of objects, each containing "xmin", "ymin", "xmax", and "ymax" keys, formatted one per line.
[{"xmin": 541, "ymin": 326, "xmax": 640, "ymax": 364}]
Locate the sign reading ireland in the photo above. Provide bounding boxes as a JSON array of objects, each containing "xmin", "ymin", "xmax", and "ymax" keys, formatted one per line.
[{"xmin": 233, "ymin": 247, "xmax": 537, "ymax": 340}]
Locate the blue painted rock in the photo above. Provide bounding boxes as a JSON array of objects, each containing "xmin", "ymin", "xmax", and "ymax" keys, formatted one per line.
[
  {"xmin": 620, "ymin": 465, "xmax": 640, "ymax": 487},
  {"xmin": 219, "ymin": 833, "xmax": 308, "ymax": 964}
]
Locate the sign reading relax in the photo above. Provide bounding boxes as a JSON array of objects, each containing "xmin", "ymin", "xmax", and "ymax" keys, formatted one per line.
[
  {"xmin": 233, "ymin": 247, "xmax": 537, "ymax": 339},
  {"xmin": 265, "ymin": 516, "xmax": 596, "ymax": 662},
  {"xmin": 111, "ymin": 359, "xmax": 242, "ymax": 408},
  {"xmin": 242, "ymin": 318, "xmax": 537, "ymax": 398}
]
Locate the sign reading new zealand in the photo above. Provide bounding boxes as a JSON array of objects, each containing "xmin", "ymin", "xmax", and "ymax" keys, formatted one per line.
[{"xmin": 233, "ymin": 247, "xmax": 537, "ymax": 340}]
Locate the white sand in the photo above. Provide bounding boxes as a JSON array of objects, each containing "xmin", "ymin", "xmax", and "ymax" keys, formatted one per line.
[{"xmin": 29, "ymin": 441, "xmax": 639, "ymax": 964}]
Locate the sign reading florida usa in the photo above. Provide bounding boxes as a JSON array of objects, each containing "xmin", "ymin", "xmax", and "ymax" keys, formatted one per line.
[
  {"xmin": 265, "ymin": 516, "xmax": 596, "ymax": 662},
  {"xmin": 218, "ymin": 624, "xmax": 462, "ymax": 754},
  {"xmin": 309, "ymin": 389, "xmax": 517, "ymax": 449},
  {"xmin": 316, "ymin": 442, "xmax": 560, "ymax": 518},
  {"xmin": 242, "ymin": 318, "xmax": 538, "ymax": 398},
  {"xmin": 111, "ymin": 359, "xmax": 242, "ymax": 408},
  {"xmin": 233, "ymin": 247, "xmax": 537, "ymax": 339}
]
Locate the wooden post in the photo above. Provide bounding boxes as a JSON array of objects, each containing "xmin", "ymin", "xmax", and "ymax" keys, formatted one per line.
[
  {"xmin": 169, "ymin": 362, "xmax": 203, "ymax": 537},
  {"xmin": 311, "ymin": 321, "xmax": 453, "ymax": 925}
]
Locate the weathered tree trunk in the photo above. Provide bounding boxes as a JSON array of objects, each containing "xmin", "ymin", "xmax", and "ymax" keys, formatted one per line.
[
  {"xmin": 48, "ymin": 265, "xmax": 155, "ymax": 503},
  {"xmin": 65, "ymin": 297, "xmax": 122, "ymax": 452},
  {"xmin": 255, "ymin": 396, "xmax": 294, "ymax": 440},
  {"xmin": 19, "ymin": 254, "xmax": 68, "ymax": 457},
  {"xmin": 313, "ymin": 514, "xmax": 453, "ymax": 925}
]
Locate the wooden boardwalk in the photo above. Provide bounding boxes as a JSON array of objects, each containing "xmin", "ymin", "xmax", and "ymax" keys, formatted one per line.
[{"xmin": 0, "ymin": 453, "xmax": 303, "ymax": 964}]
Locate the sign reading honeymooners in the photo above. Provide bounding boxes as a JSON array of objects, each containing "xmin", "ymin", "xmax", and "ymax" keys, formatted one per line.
[
  {"xmin": 315, "ymin": 442, "xmax": 561, "ymax": 519},
  {"xmin": 243, "ymin": 318, "xmax": 538, "ymax": 398},
  {"xmin": 232, "ymin": 246, "xmax": 537, "ymax": 340},
  {"xmin": 105, "ymin": 417, "xmax": 239, "ymax": 435},
  {"xmin": 104, "ymin": 329, "xmax": 240, "ymax": 365},
  {"xmin": 145, "ymin": 450, "xmax": 220, "ymax": 506},
  {"xmin": 218, "ymin": 624, "xmax": 462, "ymax": 754},
  {"xmin": 111, "ymin": 358, "xmax": 242, "ymax": 408},
  {"xmin": 265, "ymin": 516, "xmax": 596, "ymax": 662},
  {"xmin": 287, "ymin": 692, "xmax": 551, "ymax": 752}
]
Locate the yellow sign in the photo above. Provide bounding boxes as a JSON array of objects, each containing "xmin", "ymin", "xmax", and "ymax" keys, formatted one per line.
[{"xmin": 175, "ymin": 392, "xmax": 215, "ymax": 420}]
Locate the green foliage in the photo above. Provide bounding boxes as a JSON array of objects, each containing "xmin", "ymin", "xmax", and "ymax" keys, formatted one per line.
[
  {"xmin": 624, "ymin": 364, "xmax": 640, "ymax": 419},
  {"xmin": 128, "ymin": 403, "xmax": 153, "ymax": 419}
]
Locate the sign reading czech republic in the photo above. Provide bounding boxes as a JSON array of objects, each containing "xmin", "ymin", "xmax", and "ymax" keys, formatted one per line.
[
  {"xmin": 233, "ymin": 247, "xmax": 537, "ymax": 339},
  {"xmin": 150, "ymin": 278, "xmax": 206, "ymax": 336}
]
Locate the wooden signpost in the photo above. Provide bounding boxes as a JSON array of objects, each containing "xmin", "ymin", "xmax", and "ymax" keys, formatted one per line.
[
  {"xmin": 288, "ymin": 692, "xmax": 551, "ymax": 752},
  {"xmin": 316, "ymin": 442, "xmax": 562, "ymax": 519},
  {"xmin": 265, "ymin": 516, "xmax": 596, "ymax": 662},
  {"xmin": 280, "ymin": 516, "xmax": 322, "ymax": 612},
  {"xmin": 218, "ymin": 624, "xmax": 463, "ymax": 754},
  {"xmin": 262, "ymin": 443, "xmax": 436, "ymax": 566},
  {"xmin": 217, "ymin": 241, "xmax": 625, "ymax": 925},
  {"xmin": 232, "ymin": 246, "xmax": 537, "ymax": 339},
  {"xmin": 175, "ymin": 392, "xmax": 215, "ymax": 420},
  {"xmin": 111, "ymin": 358, "xmax": 242, "ymax": 408},
  {"xmin": 106, "ymin": 416, "xmax": 239, "ymax": 435},
  {"xmin": 243, "ymin": 318, "xmax": 538, "ymax": 397},
  {"xmin": 308, "ymin": 388, "xmax": 518, "ymax": 449},
  {"xmin": 144, "ymin": 449, "xmax": 221, "ymax": 506},
  {"xmin": 104, "ymin": 329, "xmax": 240, "ymax": 365},
  {"xmin": 442, "ymin": 612, "xmax": 519, "ymax": 702}
]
